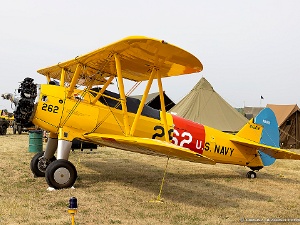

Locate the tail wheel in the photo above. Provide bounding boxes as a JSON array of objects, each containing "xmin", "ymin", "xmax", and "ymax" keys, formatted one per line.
[
  {"xmin": 45, "ymin": 159, "xmax": 77, "ymax": 189},
  {"xmin": 246, "ymin": 171, "xmax": 257, "ymax": 179},
  {"xmin": 30, "ymin": 152, "xmax": 56, "ymax": 177}
]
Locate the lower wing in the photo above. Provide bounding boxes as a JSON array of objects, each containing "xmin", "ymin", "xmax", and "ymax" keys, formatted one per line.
[{"xmin": 84, "ymin": 133, "xmax": 215, "ymax": 165}]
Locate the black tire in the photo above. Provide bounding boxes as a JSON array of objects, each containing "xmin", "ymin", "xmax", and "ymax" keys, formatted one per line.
[
  {"xmin": 1, "ymin": 126, "xmax": 7, "ymax": 135},
  {"xmin": 246, "ymin": 171, "xmax": 257, "ymax": 179},
  {"xmin": 45, "ymin": 159, "xmax": 77, "ymax": 189},
  {"xmin": 30, "ymin": 152, "xmax": 56, "ymax": 177},
  {"xmin": 17, "ymin": 125, "xmax": 22, "ymax": 134}
]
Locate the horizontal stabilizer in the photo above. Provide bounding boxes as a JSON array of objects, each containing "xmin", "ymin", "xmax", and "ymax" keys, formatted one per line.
[
  {"xmin": 231, "ymin": 137, "xmax": 300, "ymax": 160},
  {"xmin": 236, "ymin": 118, "xmax": 263, "ymax": 143},
  {"xmin": 84, "ymin": 133, "xmax": 215, "ymax": 165}
]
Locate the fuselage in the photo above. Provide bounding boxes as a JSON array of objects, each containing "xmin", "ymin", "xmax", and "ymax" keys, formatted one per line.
[{"xmin": 31, "ymin": 84, "xmax": 262, "ymax": 168}]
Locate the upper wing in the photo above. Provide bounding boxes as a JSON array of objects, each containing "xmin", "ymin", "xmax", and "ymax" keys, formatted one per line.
[
  {"xmin": 84, "ymin": 133, "xmax": 215, "ymax": 165},
  {"xmin": 231, "ymin": 137, "xmax": 300, "ymax": 160},
  {"xmin": 37, "ymin": 36, "xmax": 203, "ymax": 86}
]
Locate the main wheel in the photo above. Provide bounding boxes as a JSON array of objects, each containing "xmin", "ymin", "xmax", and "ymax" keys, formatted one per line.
[
  {"xmin": 246, "ymin": 171, "xmax": 257, "ymax": 179},
  {"xmin": 45, "ymin": 159, "xmax": 77, "ymax": 189},
  {"xmin": 30, "ymin": 152, "xmax": 56, "ymax": 177}
]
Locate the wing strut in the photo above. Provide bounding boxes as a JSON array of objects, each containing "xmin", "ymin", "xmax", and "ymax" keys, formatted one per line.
[
  {"xmin": 91, "ymin": 75, "xmax": 115, "ymax": 104},
  {"xmin": 60, "ymin": 68, "xmax": 66, "ymax": 87},
  {"xmin": 157, "ymin": 72, "xmax": 170, "ymax": 142},
  {"xmin": 130, "ymin": 68, "xmax": 157, "ymax": 136},
  {"xmin": 46, "ymin": 74, "xmax": 51, "ymax": 84},
  {"xmin": 114, "ymin": 53, "xmax": 130, "ymax": 136},
  {"xmin": 67, "ymin": 64, "xmax": 82, "ymax": 98}
]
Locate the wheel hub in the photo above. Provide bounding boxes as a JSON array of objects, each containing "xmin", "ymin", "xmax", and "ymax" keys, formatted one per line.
[
  {"xmin": 37, "ymin": 157, "xmax": 50, "ymax": 172},
  {"xmin": 54, "ymin": 168, "xmax": 71, "ymax": 184}
]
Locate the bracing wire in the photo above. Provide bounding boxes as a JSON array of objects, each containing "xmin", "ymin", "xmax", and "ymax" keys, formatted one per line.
[{"xmin": 89, "ymin": 78, "xmax": 142, "ymax": 134}]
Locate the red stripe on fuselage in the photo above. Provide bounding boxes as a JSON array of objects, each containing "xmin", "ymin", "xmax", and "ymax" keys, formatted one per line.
[{"xmin": 171, "ymin": 115, "xmax": 205, "ymax": 154}]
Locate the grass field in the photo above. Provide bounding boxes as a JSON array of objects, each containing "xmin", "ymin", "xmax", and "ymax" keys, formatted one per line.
[{"xmin": 1, "ymin": 128, "xmax": 300, "ymax": 224}]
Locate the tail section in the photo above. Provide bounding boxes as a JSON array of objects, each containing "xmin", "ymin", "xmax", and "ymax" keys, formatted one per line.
[
  {"xmin": 232, "ymin": 107, "xmax": 300, "ymax": 161},
  {"xmin": 236, "ymin": 108, "xmax": 279, "ymax": 166}
]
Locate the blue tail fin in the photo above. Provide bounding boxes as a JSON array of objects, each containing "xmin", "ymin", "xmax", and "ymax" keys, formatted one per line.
[{"xmin": 254, "ymin": 108, "xmax": 279, "ymax": 166}]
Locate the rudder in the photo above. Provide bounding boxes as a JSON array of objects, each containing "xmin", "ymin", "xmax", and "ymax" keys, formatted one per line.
[{"xmin": 254, "ymin": 108, "xmax": 279, "ymax": 166}]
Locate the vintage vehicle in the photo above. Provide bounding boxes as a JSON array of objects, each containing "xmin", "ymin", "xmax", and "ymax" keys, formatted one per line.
[
  {"xmin": 15, "ymin": 36, "xmax": 300, "ymax": 191},
  {"xmin": 0, "ymin": 118, "xmax": 9, "ymax": 135}
]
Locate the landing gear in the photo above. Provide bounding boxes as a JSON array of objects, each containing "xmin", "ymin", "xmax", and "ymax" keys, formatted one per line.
[
  {"xmin": 45, "ymin": 159, "xmax": 77, "ymax": 189},
  {"xmin": 246, "ymin": 166, "xmax": 262, "ymax": 179},
  {"xmin": 246, "ymin": 171, "xmax": 257, "ymax": 179},
  {"xmin": 30, "ymin": 152, "xmax": 56, "ymax": 177},
  {"xmin": 35, "ymin": 138, "xmax": 76, "ymax": 189}
]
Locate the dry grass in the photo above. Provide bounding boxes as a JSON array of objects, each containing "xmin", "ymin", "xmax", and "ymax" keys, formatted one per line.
[{"xmin": 1, "ymin": 128, "xmax": 300, "ymax": 224}]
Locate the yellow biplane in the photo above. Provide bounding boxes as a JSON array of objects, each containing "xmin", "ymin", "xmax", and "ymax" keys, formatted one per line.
[{"xmin": 15, "ymin": 36, "xmax": 300, "ymax": 189}]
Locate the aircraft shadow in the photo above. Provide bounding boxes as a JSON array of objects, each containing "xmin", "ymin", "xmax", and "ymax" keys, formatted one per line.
[
  {"xmin": 232, "ymin": 167, "xmax": 300, "ymax": 185},
  {"xmin": 79, "ymin": 157, "xmax": 274, "ymax": 208}
]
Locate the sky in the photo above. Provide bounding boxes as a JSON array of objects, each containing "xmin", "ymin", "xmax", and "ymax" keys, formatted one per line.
[{"xmin": 0, "ymin": 0, "xmax": 299, "ymax": 111}]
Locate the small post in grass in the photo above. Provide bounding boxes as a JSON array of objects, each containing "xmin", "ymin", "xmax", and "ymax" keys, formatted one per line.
[{"xmin": 68, "ymin": 197, "xmax": 77, "ymax": 225}]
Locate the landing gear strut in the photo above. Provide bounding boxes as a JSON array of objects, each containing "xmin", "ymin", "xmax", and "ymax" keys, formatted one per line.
[
  {"xmin": 44, "ymin": 139, "xmax": 77, "ymax": 189},
  {"xmin": 31, "ymin": 137, "xmax": 78, "ymax": 189}
]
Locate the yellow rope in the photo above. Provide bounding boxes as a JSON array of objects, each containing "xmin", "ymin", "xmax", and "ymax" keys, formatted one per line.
[{"xmin": 150, "ymin": 157, "xmax": 170, "ymax": 203}]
